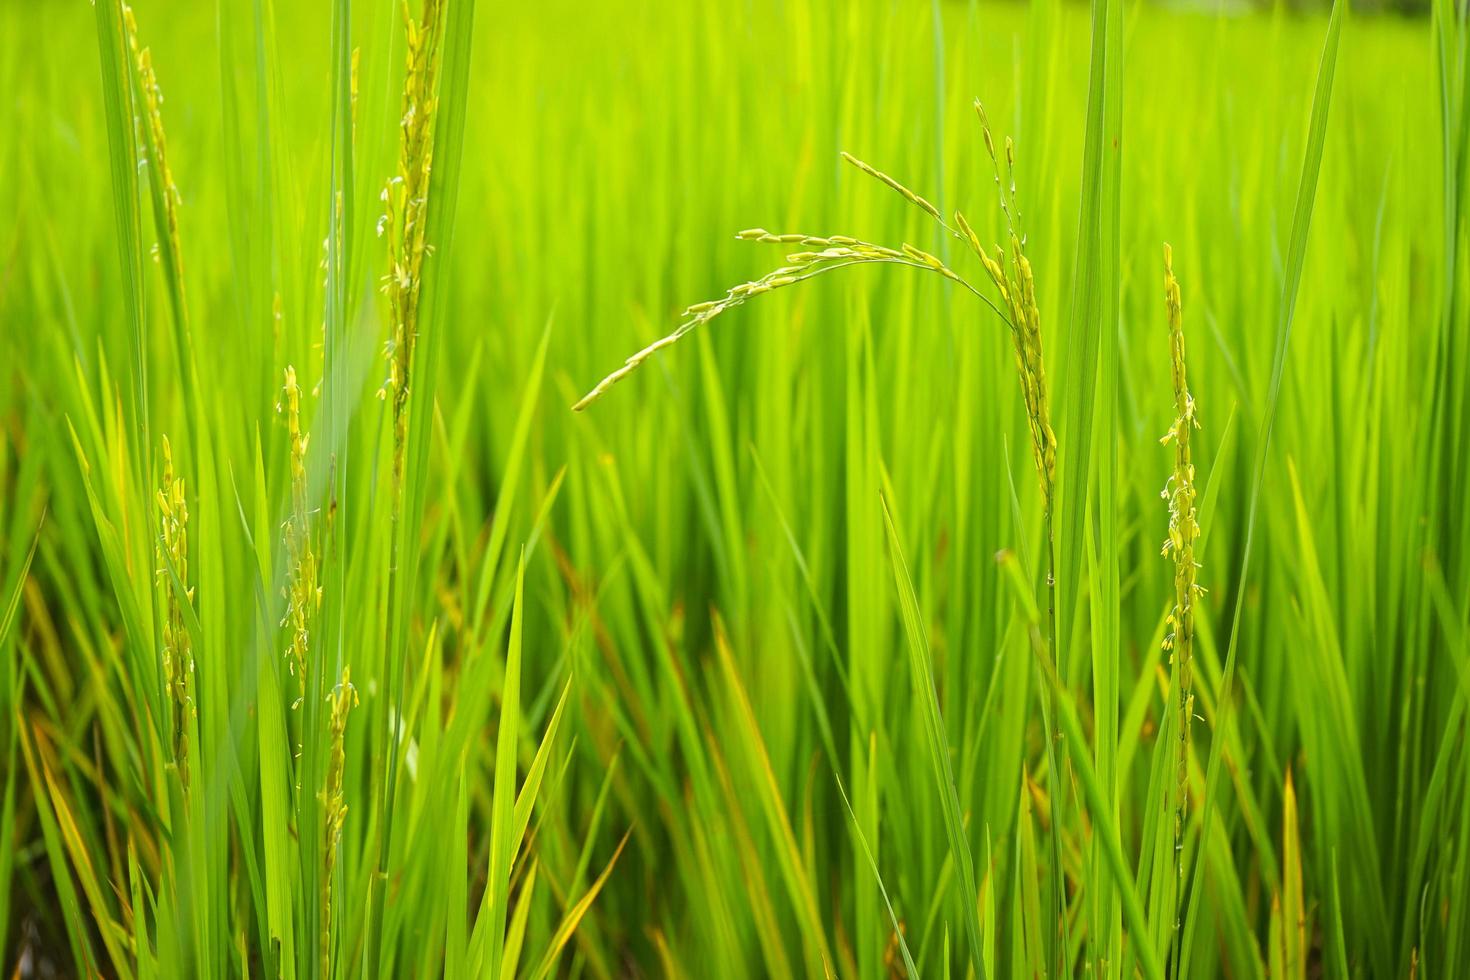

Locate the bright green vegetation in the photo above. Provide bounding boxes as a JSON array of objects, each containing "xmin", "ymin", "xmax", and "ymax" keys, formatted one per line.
[{"xmin": 2, "ymin": 0, "xmax": 1467, "ymax": 976}]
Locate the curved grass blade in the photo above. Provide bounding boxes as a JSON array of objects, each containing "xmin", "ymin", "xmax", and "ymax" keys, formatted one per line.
[{"xmin": 880, "ymin": 493, "xmax": 986, "ymax": 980}]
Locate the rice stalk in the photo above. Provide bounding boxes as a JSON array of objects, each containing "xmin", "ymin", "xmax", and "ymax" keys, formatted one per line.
[
  {"xmin": 572, "ymin": 100, "xmax": 1063, "ymax": 977},
  {"xmin": 365, "ymin": 7, "xmax": 451, "ymax": 972},
  {"xmin": 571, "ymin": 98, "xmax": 1063, "ymax": 702},
  {"xmin": 961, "ymin": 103, "xmax": 1068, "ymax": 967},
  {"xmin": 1159, "ymin": 243, "xmax": 1202, "ymax": 960},
  {"xmin": 573, "ymin": 107, "xmax": 1055, "ymax": 582}
]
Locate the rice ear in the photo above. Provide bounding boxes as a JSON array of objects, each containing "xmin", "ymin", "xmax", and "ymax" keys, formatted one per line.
[
  {"xmin": 1161, "ymin": 242, "xmax": 1203, "ymax": 963},
  {"xmin": 381, "ymin": 0, "xmax": 450, "ymax": 493}
]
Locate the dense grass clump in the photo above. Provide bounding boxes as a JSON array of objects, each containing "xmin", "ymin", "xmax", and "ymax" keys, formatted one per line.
[{"xmin": 1, "ymin": 0, "xmax": 1467, "ymax": 977}]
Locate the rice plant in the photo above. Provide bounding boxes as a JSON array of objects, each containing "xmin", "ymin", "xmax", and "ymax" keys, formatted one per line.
[{"xmin": 2, "ymin": 0, "xmax": 1468, "ymax": 977}]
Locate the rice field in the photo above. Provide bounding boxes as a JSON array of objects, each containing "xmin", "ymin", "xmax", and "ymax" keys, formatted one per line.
[{"xmin": 1, "ymin": 0, "xmax": 1467, "ymax": 977}]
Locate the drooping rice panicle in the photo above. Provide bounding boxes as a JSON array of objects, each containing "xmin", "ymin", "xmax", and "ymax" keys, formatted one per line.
[
  {"xmin": 573, "ymin": 223, "xmax": 996, "ymax": 412},
  {"xmin": 573, "ymin": 114, "xmax": 1053, "ymax": 523},
  {"xmin": 156, "ymin": 434, "xmax": 194, "ymax": 789}
]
